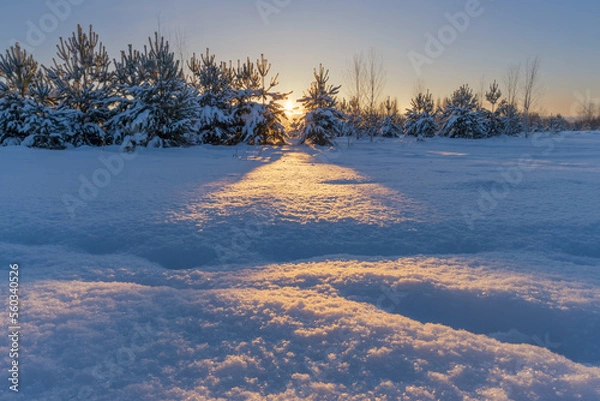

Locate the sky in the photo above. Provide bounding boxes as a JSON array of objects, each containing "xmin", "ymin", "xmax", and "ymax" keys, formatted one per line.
[{"xmin": 0, "ymin": 0, "xmax": 598, "ymax": 116}]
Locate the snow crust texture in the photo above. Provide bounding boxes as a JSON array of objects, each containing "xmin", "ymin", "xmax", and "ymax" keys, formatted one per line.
[{"xmin": 1, "ymin": 133, "xmax": 599, "ymax": 400}]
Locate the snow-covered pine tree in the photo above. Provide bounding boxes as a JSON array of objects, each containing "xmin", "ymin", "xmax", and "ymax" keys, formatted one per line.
[
  {"xmin": 379, "ymin": 97, "xmax": 403, "ymax": 137},
  {"xmin": 233, "ymin": 55, "xmax": 288, "ymax": 145},
  {"xmin": 484, "ymin": 80, "xmax": 502, "ymax": 137},
  {"xmin": 347, "ymin": 97, "xmax": 365, "ymax": 139},
  {"xmin": 45, "ymin": 25, "xmax": 112, "ymax": 147},
  {"xmin": 363, "ymin": 109, "xmax": 381, "ymax": 141},
  {"xmin": 0, "ymin": 83, "xmax": 26, "ymax": 146},
  {"xmin": 438, "ymin": 84, "xmax": 486, "ymax": 139},
  {"xmin": 0, "ymin": 43, "xmax": 38, "ymax": 145},
  {"xmin": 106, "ymin": 44, "xmax": 140, "ymax": 147},
  {"xmin": 21, "ymin": 73, "xmax": 68, "ymax": 149},
  {"xmin": 496, "ymin": 100, "xmax": 522, "ymax": 136},
  {"xmin": 298, "ymin": 64, "xmax": 346, "ymax": 146},
  {"xmin": 0, "ymin": 44, "xmax": 68, "ymax": 149},
  {"xmin": 0, "ymin": 43, "xmax": 38, "ymax": 96},
  {"xmin": 109, "ymin": 34, "xmax": 200, "ymax": 149},
  {"xmin": 404, "ymin": 90, "xmax": 437, "ymax": 139},
  {"xmin": 338, "ymin": 97, "xmax": 362, "ymax": 138},
  {"xmin": 546, "ymin": 114, "xmax": 568, "ymax": 134},
  {"xmin": 485, "ymin": 80, "xmax": 502, "ymax": 113},
  {"xmin": 189, "ymin": 49, "xmax": 235, "ymax": 145},
  {"xmin": 528, "ymin": 113, "xmax": 546, "ymax": 134},
  {"xmin": 230, "ymin": 58, "xmax": 259, "ymax": 143}
]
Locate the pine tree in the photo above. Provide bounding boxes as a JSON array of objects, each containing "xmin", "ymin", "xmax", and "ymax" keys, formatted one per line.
[
  {"xmin": 404, "ymin": 90, "xmax": 437, "ymax": 139},
  {"xmin": 230, "ymin": 57, "xmax": 260, "ymax": 144},
  {"xmin": 191, "ymin": 52, "xmax": 234, "ymax": 142},
  {"xmin": 0, "ymin": 44, "xmax": 67, "ymax": 148},
  {"xmin": 339, "ymin": 97, "xmax": 364, "ymax": 139},
  {"xmin": 106, "ymin": 44, "xmax": 141, "ymax": 147},
  {"xmin": 379, "ymin": 97, "xmax": 403, "ymax": 137},
  {"xmin": 45, "ymin": 25, "xmax": 112, "ymax": 146},
  {"xmin": 528, "ymin": 113, "xmax": 546, "ymax": 133},
  {"xmin": 485, "ymin": 80, "xmax": 502, "ymax": 113},
  {"xmin": 483, "ymin": 80, "xmax": 503, "ymax": 137},
  {"xmin": 0, "ymin": 85, "xmax": 27, "ymax": 146},
  {"xmin": 496, "ymin": 100, "xmax": 522, "ymax": 136},
  {"xmin": 438, "ymin": 84, "xmax": 486, "ymax": 139},
  {"xmin": 546, "ymin": 114, "xmax": 568, "ymax": 134},
  {"xmin": 0, "ymin": 43, "xmax": 38, "ymax": 96},
  {"xmin": 0, "ymin": 43, "xmax": 38, "ymax": 145},
  {"xmin": 109, "ymin": 33, "xmax": 200, "ymax": 149},
  {"xmin": 21, "ymin": 74, "xmax": 68, "ymax": 149},
  {"xmin": 364, "ymin": 109, "xmax": 382, "ymax": 141},
  {"xmin": 298, "ymin": 64, "xmax": 346, "ymax": 146},
  {"xmin": 349, "ymin": 97, "xmax": 366, "ymax": 139},
  {"xmin": 188, "ymin": 49, "xmax": 236, "ymax": 145},
  {"xmin": 233, "ymin": 55, "xmax": 288, "ymax": 145}
]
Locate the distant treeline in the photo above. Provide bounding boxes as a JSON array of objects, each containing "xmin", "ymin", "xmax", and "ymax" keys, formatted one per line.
[{"xmin": 0, "ymin": 25, "xmax": 594, "ymax": 150}]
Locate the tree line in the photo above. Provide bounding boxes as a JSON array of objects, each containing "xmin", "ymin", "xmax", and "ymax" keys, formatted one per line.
[
  {"xmin": 0, "ymin": 25, "xmax": 594, "ymax": 150},
  {"xmin": 0, "ymin": 25, "xmax": 291, "ymax": 150}
]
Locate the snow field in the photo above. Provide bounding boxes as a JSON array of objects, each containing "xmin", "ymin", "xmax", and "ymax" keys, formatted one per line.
[{"xmin": 1, "ymin": 132, "xmax": 599, "ymax": 400}]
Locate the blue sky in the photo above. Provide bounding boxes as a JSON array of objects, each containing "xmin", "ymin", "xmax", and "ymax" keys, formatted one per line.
[{"xmin": 0, "ymin": 0, "xmax": 598, "ymax": 115}]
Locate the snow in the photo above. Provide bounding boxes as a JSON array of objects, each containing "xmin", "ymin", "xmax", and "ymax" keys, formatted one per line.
[{"xmin": 1, "ymin": 132, "xmax": 599, "ymax": 400}]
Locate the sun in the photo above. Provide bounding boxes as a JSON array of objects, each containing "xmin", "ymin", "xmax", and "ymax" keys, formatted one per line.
[{"xmin": 284, "ymin": 101, "xmax": 296, "ymax": 116}]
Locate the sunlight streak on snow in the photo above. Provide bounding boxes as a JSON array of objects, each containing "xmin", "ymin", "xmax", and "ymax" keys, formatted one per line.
[
  {"xmin": 426, "ymin": 151, "xmax": 469, "ymax": 157},
  {"xmin": 170, "ymin": 151, "xmax": 425, "ymax": 228}
]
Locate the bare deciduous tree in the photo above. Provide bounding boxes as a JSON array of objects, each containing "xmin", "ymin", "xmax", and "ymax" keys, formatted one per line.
[
  {"xmin": 344, "ymin": 52, "xmax": 367, "ymax": 114},
  {"xmin": 504, "ymin": 63, "xmax": 521, "ymax": 108},
  {"xmin": 365, "ymin": 48, "xmax": 386, "ymax": 116},
  {"xmin": 155, "ymin": 14, "xmax": 189, "ymax": 76},
  {"xmin": 412, "ymin": 78, "xmax": 426, "ymax": 97},
  {"xmin": 477, "ymin": 75, "xmax": 486, "ymax": 109},
  {"xmin": 579, "ymin": 96, "xmax": 597, "ymax": 129},
  {"xmin": 173, "ymin": 27, "xmax": 189, "ymax": 75},
  {"xmin": 521, "ymin": 57, "xmax": 543, "ymax": 137},
  {"xmin": 156, "ymin": 13, "xmax": 164, "ymax": 38},
  {"xmin": 344, "ymin": 48, "xmax": 386, "ymax": 117}
]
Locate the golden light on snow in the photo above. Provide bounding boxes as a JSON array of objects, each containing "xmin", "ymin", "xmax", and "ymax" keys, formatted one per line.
[{"xmin": 171, "ymin": 151, "xmax": 424, "ymax": 229}]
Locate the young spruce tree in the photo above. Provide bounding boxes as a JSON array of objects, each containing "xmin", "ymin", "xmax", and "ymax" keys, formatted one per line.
[
  {"xmin": 496, "ymin": 100, "xmax": 522, "ymax": 136},
  {"xmin": 379, "ymin": 97, "xmax": 403, "ymax": 138},
  {"xmin": 298, "ymin": 64, "xmax": 346, "ymax": 146},
  {"xmin": 438, "ymin": 84, "xmax": 486, "ymax": 139},
  {"xmin": 45, "ymin": 25, "xmax": 112, "ymax": 146},
  {"xmin": 484, "ymin": 80, "xmax": 502, "ymax": 137},
  {"xmin": 404, "ymin": 90, "xmax": 437, "ymax": 139},
  {"xmin": 189, "ymin": 50, "xmax": 236, "ymax": 145},
  {"xmin": 233, "ymin": 55, "xmax": 288, "ymax": 145},
  {"xmin": 109, "ymin": 34, "xmax": 200, "ymax": 149},
  {"xmin": 21, "ymin": 73, "xmax": 68, "ymax": 149},
  {"xmin": 0, "ymin": 43, "xmax": 38, "ymax": 145}
]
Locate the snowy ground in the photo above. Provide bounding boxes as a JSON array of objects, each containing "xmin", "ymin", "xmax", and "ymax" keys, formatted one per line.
[{"xmin": 1, "ymin": 132, "xmax": 599, "ymax": 400}]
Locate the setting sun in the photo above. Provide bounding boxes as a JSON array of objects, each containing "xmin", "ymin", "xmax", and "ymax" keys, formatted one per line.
[{"xmin": 284, "ymin": 101, "xmax": 296, "ymax": 115}]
